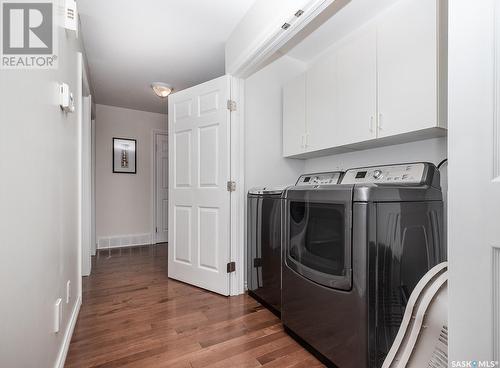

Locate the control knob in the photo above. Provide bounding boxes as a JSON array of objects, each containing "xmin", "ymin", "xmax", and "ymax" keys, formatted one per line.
[{"xmin": 373, "ymin": 170, "xmax": 383, "ymax": 179}]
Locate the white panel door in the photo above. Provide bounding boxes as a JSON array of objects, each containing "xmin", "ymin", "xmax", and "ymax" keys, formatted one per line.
[
  {"xmin": 377, "ymin": 0, "xmax": 437, "ymax": 137},
  {"xmin": 155, "ymin": 133, "xmax": 168, "ymax": 243},
  {"xmin": 448, "ymin": 0, "xmax": 500, "ymax": 361},
  {"xmin": 168, "ymin": 75, "xmax": 231, "ymax": 296},
  {"xmin": 283, "ymin": 73, "xmax": 306, "ymax": 157},
  {"xmin": 306, "ymin": 49, "xmax": 338, "ymax": 152},
  {"xmin": 336, "ymin": 26, "xmax": 377, "ymax": 145}
]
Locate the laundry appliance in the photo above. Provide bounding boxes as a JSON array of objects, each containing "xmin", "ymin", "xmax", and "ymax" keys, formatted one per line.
[
  {"xmin": 247, "ymin": 185, "xmax": 288, "ymax": 315},
  {"xmin": 281, "ymin": 163, "xmax": 445, "ymax": 368},
  {"xmin": 247, "ymin": 172, "xmax": 343, "ymax": 315}
]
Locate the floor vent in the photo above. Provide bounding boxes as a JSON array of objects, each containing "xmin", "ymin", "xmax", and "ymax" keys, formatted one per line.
[
  {"xmin": 427, "ymin": 333, "xmax": 448, "ymax": 368},
  {"xmin": 438, "ymin": 325, "xmax": 448, "ymax": 346},
  {"xmin": 97, "ymin": 233, "xmax": 152, "ymax": 249}
]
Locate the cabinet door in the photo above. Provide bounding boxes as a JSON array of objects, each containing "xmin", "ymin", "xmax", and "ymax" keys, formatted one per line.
[
  {"xmin": 336, "ymin": 26, "xmax": 377, "ymax": 145},
  {"xmin": 283, "ymin": 73, "xmax": 307, "ymax": 157},
  {"xmin": 377, "ymin": 0, "xmax": 437, "ymax": 137},
  {"xmin": 306, "ymin": 50, "xmax": 338, "ymax": 152}
]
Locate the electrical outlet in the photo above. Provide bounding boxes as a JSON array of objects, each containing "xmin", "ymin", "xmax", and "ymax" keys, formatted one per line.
[
  {"xmin": 66, "ymin": 280, "xmax": 71, "ymax": 304},
  {"xmin": 54, "ymin": 298, "xmax": 62, "ymax": 333}
]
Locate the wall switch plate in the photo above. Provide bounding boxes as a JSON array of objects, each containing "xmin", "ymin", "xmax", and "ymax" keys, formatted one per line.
[
  {"xmin": 54, "ymin": 298, "xmax": 62, "ymax": 333},
  {"xmin": 59, "ymin": 83, "xmax": 75, "ymax": 113},
  {"xmin": 66, "ymin": 280, "xmax": 71, "ymax": 304}
]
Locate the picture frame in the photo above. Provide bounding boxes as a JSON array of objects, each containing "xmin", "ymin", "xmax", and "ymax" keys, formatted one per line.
[{"xmin": 112, "ymin": 137, "xmax": 137, "ymax": 174}]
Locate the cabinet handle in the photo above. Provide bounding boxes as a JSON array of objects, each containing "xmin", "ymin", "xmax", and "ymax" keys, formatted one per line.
[
  {"xmin": 305, "ymin": 133, "xmax": 310, "ymax": 149},
  {"xmin": 369, "ymin": 116, "xmax": 374, "ymax": 133},
  {"xmin": 301, "ymin": 135, "xmax": 306, "ymax": 149},
  {"xmin": 378, "ymin": 113, "xmax": 383, "ymax": 131}
]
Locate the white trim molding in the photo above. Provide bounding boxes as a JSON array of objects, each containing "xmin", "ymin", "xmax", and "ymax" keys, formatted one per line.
[
  {"xmin": 227, "ymin": 0, "xmax": 345, "ymax": 78},
  {"xmin": 54, "ymin": 295, "xmax": 81, "ymax": 368},
  {"xmin": 229, "ymin": 76, "xmax": 245, "ymax": 296},
  {"xmin": 76, "ymin": 52, "xmax": 83, "ymax": 303},
  {"xmin": 494, "ymin": 0, "xmax": 500, "ymax": 181},
  {"xmin": 97, "ymin": 233, "xmax": 153, "ymax": 249},
  {"xmin": 494, "ymin": 246, "xmax": 500, "ymax": 361}
]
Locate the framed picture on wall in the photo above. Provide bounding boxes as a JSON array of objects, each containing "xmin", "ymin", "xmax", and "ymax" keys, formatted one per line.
[{"xmin": 113, "ymin": 138, "xmax": 137, "ymax": 174}]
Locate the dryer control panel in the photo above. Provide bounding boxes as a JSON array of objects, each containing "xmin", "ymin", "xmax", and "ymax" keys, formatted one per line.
[
  {"xmin": 296, "ymin": 172, "xmax": 342, "ymax": 186},
  {"xmin": 341, "ymin": 163, "xmax": 426, "ymax": 185}
]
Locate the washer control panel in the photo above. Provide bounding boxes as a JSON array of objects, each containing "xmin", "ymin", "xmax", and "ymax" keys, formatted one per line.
[
  {"xmin": 341, "ymin": 163, "xmax": 426, "ymax": 185},
  {"xmin": 296, "ymin": 172, "xmax": 342, "ymax": 186}
]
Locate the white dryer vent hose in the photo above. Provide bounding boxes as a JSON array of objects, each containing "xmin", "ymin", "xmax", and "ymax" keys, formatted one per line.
[{"xmin": 382, "ymin": 262, "xmax": 448, "ymax": 368}]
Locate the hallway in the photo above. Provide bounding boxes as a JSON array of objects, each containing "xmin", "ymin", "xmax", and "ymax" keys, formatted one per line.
[{"xmin": 65, "ymin": 245, "xmax": 323, "ymax": 368}]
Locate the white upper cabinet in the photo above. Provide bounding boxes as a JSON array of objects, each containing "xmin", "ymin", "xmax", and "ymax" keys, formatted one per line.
[
  {"xmin": 282, "ymin": 0, "xmax": 447, "ymax": 159},
  {"xmin": 283, "ymin": 73, "xmax": 307, "ymax": 157},
  {"xmin": 306, "ymin": 50, "xmax": 338, "ymax": 151},
  {"xmin": 336, "ymin": 25, "xmax": 378, "ymax": 145},
  {"xmin": 377, "ymin": 0, "xmax": 443, "ymax": 137}
]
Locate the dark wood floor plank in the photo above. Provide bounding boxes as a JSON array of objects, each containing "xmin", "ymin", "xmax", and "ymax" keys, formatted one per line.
[{"xmin": 65, "ymin": 244, "xmax": 323, "ymax": 368}]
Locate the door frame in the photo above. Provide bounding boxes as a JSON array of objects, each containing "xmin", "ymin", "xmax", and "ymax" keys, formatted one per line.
[
  {"xmin": 81, "ymin": 95, "xmax": 92, "ymax": 276},
  {"xmin": 80, "ymin": 52, "xmax": 92, "ymax": 278},
  {"xmin": 151, "ymin": 128, "xmax": 168, "ymax": 244},
  {"xmin": 229, "ymin": 76, "xmax": 245, "ymax": 296},
  {"xmin": 91, "ymin": 117, "xmax": 96, "ymax": 256}
]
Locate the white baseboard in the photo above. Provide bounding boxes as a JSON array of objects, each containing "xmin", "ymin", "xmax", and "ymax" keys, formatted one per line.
[
  {"xmin": 153, "ymin": 230, "xmax": 168, "ymax": 244},
  {"xmin": 54, "ymin": 295, "xmax": 81, "ymax": 368},
  {"xmin": 97, "ymin": 232, "xmax": 153, "ymax": 249}
]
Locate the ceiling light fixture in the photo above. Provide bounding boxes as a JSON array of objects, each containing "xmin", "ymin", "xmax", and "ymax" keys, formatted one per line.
[{"xmin": 151, "ymin": 82, "xmax": 173, "ymax": 98}]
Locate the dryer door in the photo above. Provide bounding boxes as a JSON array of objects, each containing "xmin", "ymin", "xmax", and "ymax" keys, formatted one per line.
[{"xmin": 284, "ymin": 185, "xmax": 353, "ymax": 290}]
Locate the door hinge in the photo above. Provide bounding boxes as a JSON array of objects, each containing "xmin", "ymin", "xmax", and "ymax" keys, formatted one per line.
[
  {"xmin": 253, "ymin": 258, "xmax": 262, "ymax": 268},
  {"xmin": 155, "ymin": 227, "xmax": 158, "ymax": 233},
  {"xmin": 227, "ymin": 261, "xmax": 236, "ymax": 273},
  {"xmin": 227, "ymin": 181, "xmax": 236, "ymax": 192},
  {"xmin": 227, "ymin": 99, "xmax": 237, "ymax": 112}
]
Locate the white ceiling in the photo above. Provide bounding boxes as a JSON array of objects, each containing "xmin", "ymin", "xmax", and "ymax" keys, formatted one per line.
[{"xmin": 78, "ymin": 0, "xmax": 255, "ymax": 114}]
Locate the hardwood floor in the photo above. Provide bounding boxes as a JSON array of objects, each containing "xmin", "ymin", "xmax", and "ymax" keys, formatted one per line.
[{"xmin": 65, "ymin": 244, "xmax": 324, "ymax": 368}]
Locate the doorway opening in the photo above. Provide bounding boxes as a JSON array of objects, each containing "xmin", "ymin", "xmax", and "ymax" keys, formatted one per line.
[{"xmin": 152, "ymin": 130, "xmax": 169, "ymax": 244}]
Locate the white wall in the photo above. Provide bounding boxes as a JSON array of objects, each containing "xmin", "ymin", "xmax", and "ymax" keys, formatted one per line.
[
  {"xmin": 244, "ymin": 55, "xmax": 307, "ymax": 192},
  {"xmin": 0, "ymin": 23, "xmax": 82, "ymax": 368},
  {"xmin": 244, "ymin": 55, "xmax": 307, "ymax": 285},
  {"xmin": 95, "ymin": 104, "xmax": 166, "ymax": 244}
]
